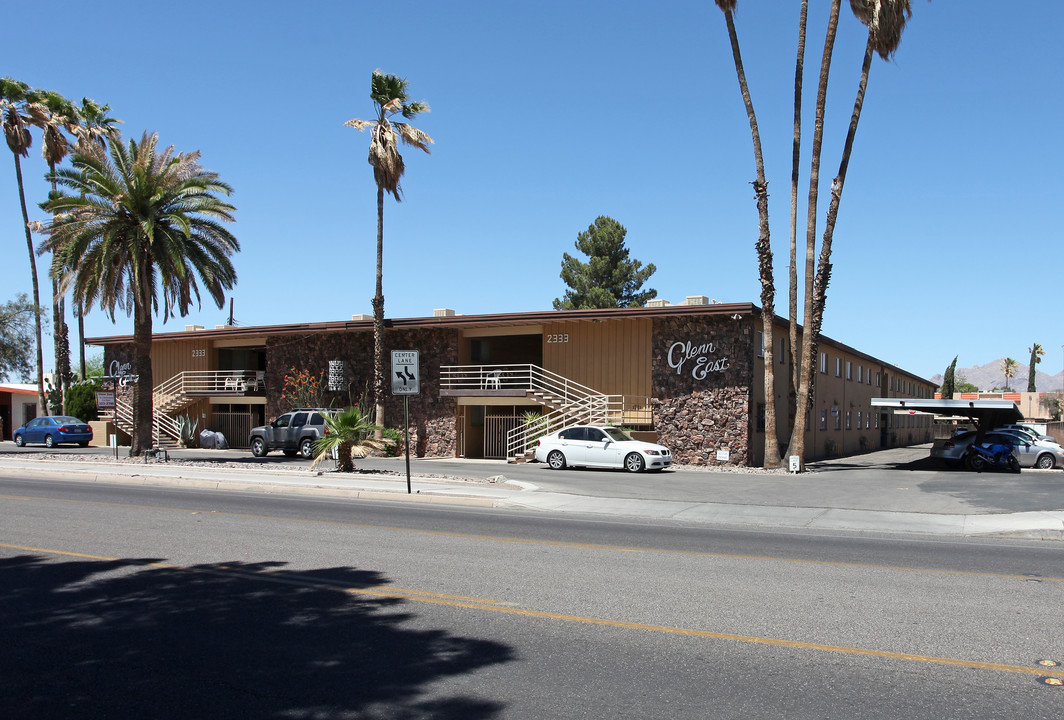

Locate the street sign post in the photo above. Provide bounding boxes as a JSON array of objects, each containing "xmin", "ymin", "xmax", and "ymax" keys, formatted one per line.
[{"xmin": 390, "ymin": 350, "xmax": 420, "ymax": 493}]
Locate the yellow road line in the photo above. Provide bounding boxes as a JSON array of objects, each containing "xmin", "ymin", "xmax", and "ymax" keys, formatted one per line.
[{"xmin": 1, "ymin": 541, "xmax": 1056, "ymax": 680}]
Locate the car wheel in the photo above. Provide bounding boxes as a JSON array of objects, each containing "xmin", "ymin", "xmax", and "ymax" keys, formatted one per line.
[
  {"xmin": 299, "ymin": 438, "xmax": 314, "ymax": 459},
  {"xmin": 1008, "ymin": 456, "xmax": 1021, "ymax": 473},
  {"xmin": 44, "ymin": 434, "xmax": 55, "ymax": 449},
  {"xmin": 547, "ymin": 450, "xmax": 567, "ymax": 470},
  {"xmin": 624, "ymin": 452, "xmax": 645, "ymax": 473},
  {"xmin": 250, "ymin": 437, "xmax": 268, "ymax": 457},
  {"xmin": 1036, "ymin": 454, "xmax": 1055, "ymax": 470},
  {"xmin": 14, "ymin": 434, "xmax": 24, "ymax": 447}
]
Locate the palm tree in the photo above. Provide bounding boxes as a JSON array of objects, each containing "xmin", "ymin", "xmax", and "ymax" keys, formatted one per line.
[
  {"xmin": 28, "ymin": 90, "xmax": 78, "ymax": 411},
  {"xmin": 1026, "ymin": 343, "xmax": 1044, "ymax": 393},
  {"xmin": 786, "ymin": 0, "xmax": 919, "ymax": 466},
  {"xmin": 345, "ymin": 71, "xmax": 433, "ymax": 436},
  {"xmin": 788, "ymin": 0, "xmax": 809, "ymax": 406},
  {"xmin": 40, "ymin": 131, "xmax": 239, "ymax": 455},
  {"xmin": 68, "ymin": 98, "xmax": 121, "ymax": 380},
  {"xmin": 311, "ymin": 406, "xmax": 387, "ymax": 472},
  {"xmin": 1, "ymin": 77, "xmax": 47, "ymax": 416},
  {"xmin": 714, "ymin": 0, "xmax": 780, "ymax": 467},
  {"xmin": 1000, "ymin": 357, "xmax": 1019, "ymax": 392}
]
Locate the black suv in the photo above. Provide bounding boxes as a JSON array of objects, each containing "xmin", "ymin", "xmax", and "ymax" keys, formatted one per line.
[{"xmin": 249, "ymin": 408, "xmax": 334, "ymax": 459}]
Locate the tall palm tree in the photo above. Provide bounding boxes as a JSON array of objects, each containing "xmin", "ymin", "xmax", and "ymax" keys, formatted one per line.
[
  {"xmin": 28, "ymin": 90, "xmax": 78, "ymax": 411},
  {"xmin": 786, "ymin": 1, "xmax": 920, "ymax": 466},
  {"xmin": 788, "ymin": 0, "xmax": 809, "ymax": 406},
  {"xmin": 345, "ymin": 71, "xmax": 432, "ymax": 435},
  {"xmin": 714, "ymin": 1, "xmax": 780, "ymax": 467},
  {"xmin": 1, "ymin": 77, "xmax": 47, "ymax": 416},
  {"xmin": 68, "ymin": 98, "xmax": 121, "ymax": 379},
  {"xmin": 1027, "ymin": 343, "xmax": 1044, "ymax": 393},
  {"xmin": 1000, "ymin": 357, "xmax": 1018, "ymax": 392},
  {"xmin": 40, "ymin": 131, "xmax": 239, "ymax": 455}
]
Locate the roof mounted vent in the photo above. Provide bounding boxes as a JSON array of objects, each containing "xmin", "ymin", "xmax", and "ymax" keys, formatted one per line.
[
  {"xmin": 433, "ymin": 308, "xmax": 456, "ymax": 317},
  {"xmin": 184, "ymin": 324, "xmax": 204, "ymax": 332},
  {"xmin": 351, "ymin": 314, "xmax": 372, "ymax": 321},
  {"xmin": 681, "ymin": 295, "xmax": 710, "ymax": 306},
  {"xmin": 646, "ymin": 299, "xmax": 670, "ymax": 307}
]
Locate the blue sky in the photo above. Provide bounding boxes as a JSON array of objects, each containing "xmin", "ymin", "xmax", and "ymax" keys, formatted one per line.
[{"xmin": 3, "ymin": 0, "xmax": 1062, "ymax": 384}]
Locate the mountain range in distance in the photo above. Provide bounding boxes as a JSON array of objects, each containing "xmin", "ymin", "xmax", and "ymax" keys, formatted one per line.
[{"xmin": 928, "ymin": 358, "xmax": 1064, "ymax": 393}]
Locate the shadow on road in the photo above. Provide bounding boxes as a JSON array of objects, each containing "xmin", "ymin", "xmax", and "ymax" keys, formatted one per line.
[{"xmin": 0, "ymin": 555, "xmax": 512, "ymax": 719}]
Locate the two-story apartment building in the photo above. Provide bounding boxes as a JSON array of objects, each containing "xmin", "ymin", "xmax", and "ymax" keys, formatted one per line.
[{"xmin": 87, "ymin": 297, "xmax": 935, "ymax": 465}]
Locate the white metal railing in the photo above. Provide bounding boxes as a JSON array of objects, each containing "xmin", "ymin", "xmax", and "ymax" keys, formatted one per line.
[
  {"xmin": 440, "ymin": 364, "xmax": 653, "ymax": 459},
  {"xmin": 104, "ymin": 370, "xmax": 262, "ymax": 447}
]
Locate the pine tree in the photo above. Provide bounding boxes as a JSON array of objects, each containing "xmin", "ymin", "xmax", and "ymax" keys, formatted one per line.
[{"xmin": 553, "ymin": 216, "xmax": 657, "ymax": 310}]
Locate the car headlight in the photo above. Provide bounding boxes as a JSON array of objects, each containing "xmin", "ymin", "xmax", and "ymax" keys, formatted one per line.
[{"xmin": 644, "ymin": 449, "xmax": 660, "ymax": 455}]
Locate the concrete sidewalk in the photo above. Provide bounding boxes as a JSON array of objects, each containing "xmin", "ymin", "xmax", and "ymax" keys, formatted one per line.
[{"xmin": 2, "ymin": 449, "xmax": 1063, "ymax": 540}]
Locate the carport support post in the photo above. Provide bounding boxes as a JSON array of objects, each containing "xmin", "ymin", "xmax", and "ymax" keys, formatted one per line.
[{"xmin": 404, "ymin": 395, "xmax": 411, "ymax": 494}]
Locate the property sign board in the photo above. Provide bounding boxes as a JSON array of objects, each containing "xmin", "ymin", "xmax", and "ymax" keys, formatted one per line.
[
  {"xmin": 390, "ymin": 350, "xmax": 420, "ymax": 395},
  {"xmin": 95, "ymin": 391, "xmax": 115, "ymax": 409}
]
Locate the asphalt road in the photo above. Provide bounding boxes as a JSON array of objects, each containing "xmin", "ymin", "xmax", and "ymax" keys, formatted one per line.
[{"xmin": 2, "ymin": 476, "xmax": 1062, "ymax": 718}]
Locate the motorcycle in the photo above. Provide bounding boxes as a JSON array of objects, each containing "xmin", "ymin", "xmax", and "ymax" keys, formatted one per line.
[{"xmin": 964, "ymin": 440, "xmax": 1020, "ymax": 473}]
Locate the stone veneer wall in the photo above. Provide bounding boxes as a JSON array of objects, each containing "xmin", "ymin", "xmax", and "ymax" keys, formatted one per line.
[
  {"xmin": 265, "ymin": 327, "xmax": 459, "ymax": 457},
  {"xmin": 651, "ymin": 316, "xmax": 754, "ymax": 466}
]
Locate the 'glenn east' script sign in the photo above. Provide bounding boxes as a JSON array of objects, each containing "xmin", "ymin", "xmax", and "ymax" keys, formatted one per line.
[
  {"xmin": 109, "ymin": 360, "xmax": 140, "ymax": 386},
  {"xmin": 667, "ymin": 340, "xmax": 730, "ymax": 379}
]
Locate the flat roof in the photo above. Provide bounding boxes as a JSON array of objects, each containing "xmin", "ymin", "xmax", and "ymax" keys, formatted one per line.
[{"xmin": 871, "ymin": 398, "xmax": 1022, "ymax": 425}]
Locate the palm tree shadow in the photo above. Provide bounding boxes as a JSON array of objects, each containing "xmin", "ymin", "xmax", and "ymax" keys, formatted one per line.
[{"xmin": 0, "ymin": 555, "xmax": 512, "ymax": 719}]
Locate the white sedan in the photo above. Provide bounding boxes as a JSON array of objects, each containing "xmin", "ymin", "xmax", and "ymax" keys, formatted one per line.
[{"xmin": 534, "ymin": 425, "xmax": 672, "ymax": 472}]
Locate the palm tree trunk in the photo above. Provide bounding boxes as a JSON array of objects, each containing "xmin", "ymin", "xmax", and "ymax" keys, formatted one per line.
[
  {"xmin": 13, "ymin": 152, "xmax": 47, "ymax": 416},
  {"xmin": 811, "ymin": 34, "xmax": 875, "ymax": 329},
  {"xmin": 77, "ymin": 302, "xmax": 86, "ymax": 380},
  {"xmin": 131, "ymin": 267, "xmax": 154, "ymax": 456},
  {"xmin": 722, "ymin": 8, "xmax": 780, "ymax": 467},
  {"xmin": 372, "ymin": 184, "xmax": 386, "ymax": 440},
  {"xmin": 788, "ymin": 0, "xmax": 808, "ymax": 416},
  {"xmin": 49, "ymin": 163, "xmax": 71, "ymax": 414},
  {"xmin": 785, "ymin": 0, "xmax": 842, "ymax": 469}
]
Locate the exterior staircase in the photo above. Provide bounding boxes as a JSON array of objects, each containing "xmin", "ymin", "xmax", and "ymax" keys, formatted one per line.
[
  {"xmin": 102, "ymin": 370, "xmax": 261, "ymax": 448},
  {"xmin": 439, "ymin": 364, "xmax": 653, "ymax": 462}
]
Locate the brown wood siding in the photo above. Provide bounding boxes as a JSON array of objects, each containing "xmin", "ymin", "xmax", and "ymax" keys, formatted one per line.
[
  {"xmin": 542, "ymin": 318, "xmax": 651, "ymax": 396},
  {"xmin": 150, "ymin": 338, "xmax": 211, "ymax": 385}
]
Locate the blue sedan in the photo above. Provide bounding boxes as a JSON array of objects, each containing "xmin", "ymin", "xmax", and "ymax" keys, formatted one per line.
[{"xmin": 14, "ymin": 416, "xmax": 93, "ymax": 448}]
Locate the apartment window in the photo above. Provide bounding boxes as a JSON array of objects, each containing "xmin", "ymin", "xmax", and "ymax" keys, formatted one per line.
[
  {"xmin": 857, "ymin": 411, "xmax": 862, "ymax": 429},
  {"xmin": 846, "ymin": 410, "xmax": 852, "ymax": 430},
  {"xmin": 857, "ymin": 365, "xmax": 863, "ymax": 383},
  {"xmin": 875, "ymin": 372, "xmax": 881, "ymax": 387},
  {"xmin": 757, "ymin": 331, "xmax": 764, "ymax": 358},
  {"xmin": 834, "ymin": 410, "xmax": 841, "ymax": 431},
  {"xmin": 756, "ymin": 402, "xmax": 766, "ymax": 432},
  {"xmin": 779, "ymin": 337, "xmax": 786, "ymax": 364},
  {"xmin": 846, "ymin": 361, "xmax": 852, "ymax": 380},
  {"xmin": 819, "ymin": 410, "xmax": 827, "ymax": 431},
  {"xmin": 820, "ymin": 352, "xmax": 827, "ymax": 374},
  {"xmin": 835, "ymin": 358, "xmax": 842, "ymax": 377}
]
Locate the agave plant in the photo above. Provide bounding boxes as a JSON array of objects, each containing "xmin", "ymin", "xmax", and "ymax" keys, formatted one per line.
[{"xmin": 177, "ymin": 414, "xmax": 200, "ymax": 448}]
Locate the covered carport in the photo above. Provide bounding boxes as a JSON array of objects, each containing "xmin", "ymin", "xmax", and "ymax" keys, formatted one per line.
[{"xmin": 871, "ymin": 398, "xmax": 1022, "ymax": 441}]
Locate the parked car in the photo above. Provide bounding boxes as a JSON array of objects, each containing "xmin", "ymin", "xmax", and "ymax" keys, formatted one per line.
[
  {"xmin": 930, "ymin": 430, "xmax": 1064, "ymax": 470},
  {"xmin": 990, "ymin": 428, "xmax": 1064, "ymax": 469},
  {"xmin": 13, "ymin": 416, "xmax": 93, "ymax": 448},
  {"xmin": 996, "ymin": 424, "xmax": 1053, "ymax": 443},
  {"xmin": 534, "ymin": 425, "xmax": 672, "ymax": 472},
  {"xmin": 248, "ymin": 408, "xmax": 334, "ymax": 459}
]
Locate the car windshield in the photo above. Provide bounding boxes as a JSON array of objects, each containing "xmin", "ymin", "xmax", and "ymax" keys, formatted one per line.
[{"xmin": 603, "ymin": 427, "xmax": 634, "ymax": 442}]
